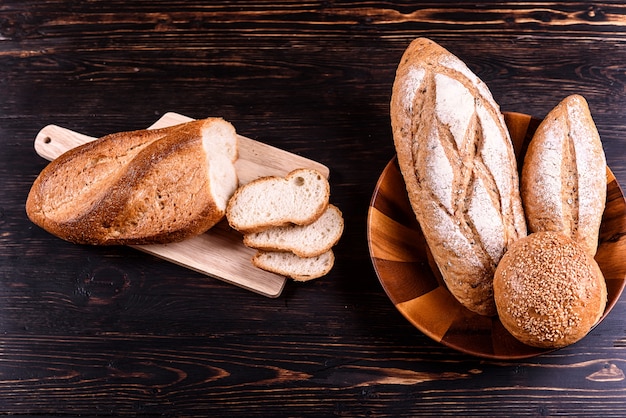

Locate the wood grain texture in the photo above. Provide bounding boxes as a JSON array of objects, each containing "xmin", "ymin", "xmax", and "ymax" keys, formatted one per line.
[{"xmin": 3, "ymin": 1, "xmax": 626, "ymax": 416}]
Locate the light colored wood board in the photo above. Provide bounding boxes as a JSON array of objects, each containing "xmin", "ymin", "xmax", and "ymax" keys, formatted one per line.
[
  {"xmin": 135, "ymin": 221, "xmax": 284, "ymax": 297},
  {"xmin": 34, "ymin": 126, "xmax": 95, "ymax": 160},
  {"xmin": 33, "ymin": 113, "xmax": 330, "ymax": 298}
]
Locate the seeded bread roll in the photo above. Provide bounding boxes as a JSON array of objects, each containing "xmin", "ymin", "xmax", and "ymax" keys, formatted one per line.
[
  {"xmin": 494, "ymin": 231, "xmax": 607, "ymax": 349},
  {"xmin": 521, "ymin": 94, "xmax": 606, "ymax": 256},
  {"xmin": 26, "ymin": 118, "xmax": 238, "ymax": 245},
  {"xmin": 390, "ymin": 37, "xmax": 527, "ymax": 316}
]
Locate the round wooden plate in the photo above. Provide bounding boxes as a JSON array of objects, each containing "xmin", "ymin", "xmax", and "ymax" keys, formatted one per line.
[{"xmin": 367, "ymin": 112, "xmax": 626, "ymax": 360}]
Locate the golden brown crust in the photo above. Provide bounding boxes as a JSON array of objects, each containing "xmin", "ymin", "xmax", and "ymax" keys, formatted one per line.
[
  {"xmin": 26, "ymin": 118, "xmax": 238, "ymax": 245},
  {"xmin": 494, "ymin": 231, "xmax": 607, "ymax": 348},
  {"xmin": 390, "ymin": 37, "xmax": 527, "ymax": 316},
  {"xmin": 521, "ymin": 94, "xmax": 606, "ymax": 256}
]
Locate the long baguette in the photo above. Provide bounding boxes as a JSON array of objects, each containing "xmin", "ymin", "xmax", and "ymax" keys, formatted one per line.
[{"xmin": 390, "ymin": 38, "xmax": 527, "ymax": 316}]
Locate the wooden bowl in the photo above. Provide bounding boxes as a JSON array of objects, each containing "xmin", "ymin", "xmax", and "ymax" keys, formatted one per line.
[{"xmin": 367, "ymin": 112, "xmax": 626, "ymax": 359}]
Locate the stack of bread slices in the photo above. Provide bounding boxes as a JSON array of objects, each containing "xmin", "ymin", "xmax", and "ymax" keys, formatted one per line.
[{"xmin": 226, "ymin": 168, "xmax": 343, "ymax": 281}]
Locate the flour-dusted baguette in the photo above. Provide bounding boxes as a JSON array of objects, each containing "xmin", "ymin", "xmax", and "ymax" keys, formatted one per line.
[
  {"xmin": 521, "ymin": 95, "xmax": 606, "ymax": 256},
  {"xmin": 26, "ymin": 118, "xmax": 238, "ymax": 245},
  {"xmin": 226, "ymin": 168, "xmax": 329, "ymax": 234},
  {"xmin": 243, "ymin": 204, "xmax": 343, "ymax": 257},
  {"xmin": 252, "ymin": 250, "xmax": 335, "ymax": 281},
  {"xmin": 390, "ymin": 37, "xmax": 527, "ymax": 316}
]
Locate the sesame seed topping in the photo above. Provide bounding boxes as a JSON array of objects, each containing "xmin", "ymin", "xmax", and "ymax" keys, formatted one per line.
[{"xmin": 494, "ymin": 231, "xmax": 606, "ymax": 347}]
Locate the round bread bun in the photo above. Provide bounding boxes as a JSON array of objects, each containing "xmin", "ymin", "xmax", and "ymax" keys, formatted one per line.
[{"xmin": 493, "ymin": 231, "xmax": 607, "ymax": 349}]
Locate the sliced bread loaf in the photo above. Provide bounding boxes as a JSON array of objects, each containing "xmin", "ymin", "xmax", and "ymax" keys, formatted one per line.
[
  {"xmin": 226, "ymin": 168, "xmax": 329, "ymax": 233},
  {"xmin": 26, "ymin": 118, "xmax": 238, "ymax": 245},
  {"xmin": 252, "ymin": 250, "xmax": 335, "ymax": 281},
  {"xmin": 243, "ymin": 204, "xmax": 343, "ymax": 257}
]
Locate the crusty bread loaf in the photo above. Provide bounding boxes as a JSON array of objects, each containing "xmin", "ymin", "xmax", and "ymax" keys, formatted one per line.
[
  {"xmin": 26, "ymin": 118, "xmax": 238, "ymax": 245},
  {"xmin": 390, "ymin": 38, "xmax": 527, "ymax": 316},
  {"xmin": 494, "ymin": 231, "xmax": 607, "ymax": 348},
  {"xmin": 226, "ymin": 168, "xmax": 329, "ymax": 233},
  {"xmin": 252, "ymin": 250, "xmax": 335, "ymax": 281},
  {"xmin": 243, "ymin": 204, "xmax": 343, "ymax": 257},
  {"xmin": 521, "ymin": 94, "xmax": 606, "ymax": 256}
]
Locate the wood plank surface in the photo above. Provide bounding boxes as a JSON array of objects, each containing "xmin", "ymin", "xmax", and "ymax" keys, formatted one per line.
[{"xmin": 3, "ymin": 1, "xmax": 626, "ymax": 416}]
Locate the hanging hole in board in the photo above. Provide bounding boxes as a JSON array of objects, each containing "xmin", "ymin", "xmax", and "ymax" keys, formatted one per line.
[{"xmin": 43, "ymin": 137, "xmax": 51, "ymax": 144}]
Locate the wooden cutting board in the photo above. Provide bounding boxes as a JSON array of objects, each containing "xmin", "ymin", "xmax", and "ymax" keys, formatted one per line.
[{"xmin": 33, "ymin": 112, "xmax": 330, "ymax": 298}]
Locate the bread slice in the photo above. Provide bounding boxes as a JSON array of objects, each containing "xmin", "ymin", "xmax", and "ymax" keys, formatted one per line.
[
  {"xmin": 243, "ymin": 204, "xmax": 343, "ymax": 257},
  {"xmin": 226, "ymin": 168, "xmax": 329, "ymax": 233},
  {"xmin": 26, "ymin": 118, "xmax": 238, "ymax": 245},
  {"xmin": 252, "ymin": 250, "xmax": 335, "ymax": 281}
]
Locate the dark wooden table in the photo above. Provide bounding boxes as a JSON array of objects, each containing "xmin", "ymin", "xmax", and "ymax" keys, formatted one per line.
[{"xmin": 2, "ymin": 1, "xmax": 626, "ymax": 416}]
